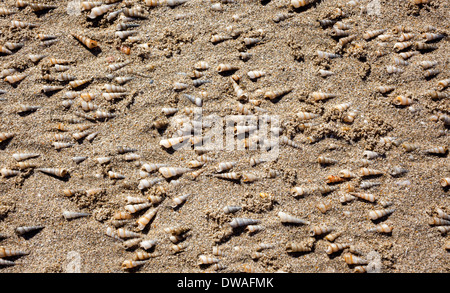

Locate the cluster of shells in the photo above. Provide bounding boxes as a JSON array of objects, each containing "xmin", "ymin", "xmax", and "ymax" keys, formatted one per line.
[{"xmin": 0, "ymin": 0, "xmax": 448, "ymax": 273}]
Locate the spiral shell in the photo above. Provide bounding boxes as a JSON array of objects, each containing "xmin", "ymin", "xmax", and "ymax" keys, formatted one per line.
[
  {"xmin": 5, "ymin": 73, "xmax": 27, "ymax": 84},
  {"xmin": 317, "ymin": 50, "xmax": 341, "ymax": 59},
  {"xmin": 360, "ymin": 168, "xmax": 383, "ymax": 177},
  {"xmin": 440, "ymin": 178, "xmax": 450, "ymax": 187},
  {"xmin": 63, "ymin": 211, "xmax": 90, "ymax": 220},
  {"xmin": 124, "ymin": 202, "xmax": 152, "ymax": 214},
  {"xmin": 88, "ymin": 4, "xmax": 114, "ymax": 19},
  {"xmin": 367, "ymin": 223, "xmax": 393, "ymax": 233},
  {"xmin": 213, "ymin": 172, "xmax": 241, "ymax": 180},
  {"xmin": 217, "ymin": 64, "xmax": 239, "ymax": 73},
  {"xmin": 278, "ymin": 211, "xmax": 309, "ymax": 225},
  {"xmin": 229, "ymin": 218, "xmax": 260, "ymax": 228},
  {"xmin": 15, "ymin": 225, "xmax": 44, "ymax": 235},
  {"xmin": 324, "ymin": 231, "xmax": 342, "ymax": 242},
  {"xmin": 437, "ymin": 79, "xmax": 450, "ymax": 90},
  {"xmin": 136, "ymin": 207, "xmax": 158, "ymax": 230},
  {"xmin": 368, "ymin": 208, "xmax": 395, "ymax": 220},
  {"xmin": 247, "ymin": 70, "xmax": 265, "ymax": 80},
  {"xmin": 36, "ymin": 168, "xmax": 67, "ymax": 178},
  {"xmin": 424, "ymin": 146, "xmax": 448, "ymax": 155},
  {"xmin": 363, "ymin": 29, "xmax": 387, "ymax": 40},
  {"xmin": 159, "ymin": 167, "xmax": 192, "ymax": 178},
  {"xmin": 198, "ymin": 255, "xmax": 220, "ymax": 265},
  {"xmin": 310, "ymin": 224, "xmax": 334, "ymax": 237},
  {"xmin": 160, "ymin": 136, "xmax": 190, "ymax": 149},
  {"xmin": 343, "ymin": 253, "xmax": 368, "ymax": 265},
  {"xmin": 0, "ymin": 247, "xmax": 28, "ymax": 258},
  {"xmin": 350, "ymin": 192, "xmax": 376, "ymax": 203},
  {"xmin": 325, "ymin": 243, "xmax": 350, "ymax": 254},
  {"xmin": 291, "ymin": 0, "xmax": 315, "ymax": 8},
  {"xmin": 286, "ymin": 241, "xmax": 313, "ymax": 253},
  {"xmin": 264, "ymin": 88, "xmax": 293, "ymax": 100},
  {"xmin": 121, "ymin": 259, "xmax": 148, "ymax": 270}
]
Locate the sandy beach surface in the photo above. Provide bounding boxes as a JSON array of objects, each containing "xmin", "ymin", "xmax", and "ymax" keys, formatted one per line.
[{"xmin": 0, "ymin": 0, "xmax": 449, "ymax": 273}]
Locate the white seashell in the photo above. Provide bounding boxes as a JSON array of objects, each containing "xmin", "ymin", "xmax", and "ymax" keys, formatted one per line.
[
  {"xmin": 368, "ymin": 208, "xmax": 395, "ymax": 220},
  {"xmin": 278, "ymin": 211, "xmax": 309, "ymax": 225},
  {"xmin": 138, "ymin": 178, "xmax": 164, "ymax": 190},
  {"xmin": 136, "ymin": 207, "xmax": 158, "ymax": 230},
  {"xmin": 63, "ymin": 211, "xmax": 90, "ymax": 220},
  {"xmin": 159, "ymin": 167, "xmax": 192, "ymax": 178},
  {"xmin": 229, "ymin": 218, "xmax": 260, "ymax": 228}
]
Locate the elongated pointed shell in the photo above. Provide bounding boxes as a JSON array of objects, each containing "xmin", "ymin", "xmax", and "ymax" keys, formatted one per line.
[
  {"xmin": 229, "ymin": 218, "xmax": 260, "ymax": 228},
  {"xmin": 368, "ymin": 208, "xmax": 395, "ymax": 220},
  {"xmin": 325, "ymin": 243, "xmax": 350, "ymax": 254},
  {"xmin": 63, "ymin": 211, "xmax": 90, "ymax": 220},
  {"xmin": 278, "ymin": 211, "xmax": 309, "ymax": 225},
  {"xmin": 159, "ymin": 167, "xmax": 192, "ymax": 178},
  {"xmin": 15, "ymin": 225, "xmax": 44, "ymax": 235},
  {"xmin": 36, "ymin": 168, "xmax": 68, "ymax": 178},
  {"xmin": 136, "ymin": 208, "xmax": 158, "ymax": 230},
  {"xmin": 0, "ymin": 247, "xmax": 29, "ymax": 258}
]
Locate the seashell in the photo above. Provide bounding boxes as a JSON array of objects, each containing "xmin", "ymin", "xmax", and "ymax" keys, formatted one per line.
[
  {"xmin": 17, "ymin": 161, "xmax": 37, "ymax": 169},
  {"xmin": 368, "ymin": 208, "xmax": 395, "ymax": 220},
  {"xmin": 243, "ymin": 37, "xmax": 261, "ymax": 47},
  {"xmin": 108, "ymin": 171, "xmax": 125, "ymax": 179},
  {"xmin": 0, "ymin": 259, "xmax": 15, "ymax": 266},
  {"xmin": 326, "ymin": 175, "xmax": 345, "ymax": 184},
  {"xmin": 401, "ymin": 142, "xmax": 420, "ymax": 152},
  {"xmin": 104, "ymin": 84, "xmax": 127, "ymax": 93},
  {"xmin": 117, "ymin": 228, "xmax": 142, "ymax": 239},
  {"xmin": 198, "ymin": 255, "xmax": 220, "ymax": 265},
  {"xmin": 164, "ymin": 226, "xmax": 190, "ymax": 236},
  {"xmin": 247, "ymin": 225, "xmax": 265, "ymax": 233},
  {"xmin": 319, "ymin": 69, "xmax": 335, "ymax": 77},
  {"xmin": 95, "ymin": 157, "xmax": 111, "ymax": 165},
  {"xmin": 230, "ymin": 79, "xmax": 248, "ymax": 101},
  {"xmin": 317, "ymin": 50, "xmax": 341, "ymax": 59},
  {"xmin": 290, "ymin": 186, "xmax": 312, "ymax": 197},
  {"xmin": 184, "ymin": 94, "xmax": 203, "ymax": 107},
  {"xmin": 437, "ymin": 79, "xmax": 450, "ymax": 90},
  {"xmin": 94, "ymin": 110, "xmax": 116, "ymax": 119},
  {"xmin": 213, "ymin": 172, "xmax": 241, "ymax": 180},
  {"xmin": 115, "ymin": 30, "xmax": 137, "ymax": 40},
  {"xmin": 316, "ymin": 201, "xmax": 332, "ymax": 214},
  {"xmin": 349, "ymin": 192, "xmax": 376, "ymax": 203},
  {"xmin": 29, "ymin": 3, "xmax": 56, "ymax": 11},
  {"xmin": 398, "ymin": 33, "xmax": 415, "ymax": 42},
  {"xmin": 324, "ymin": 231, "xmax": 342, "ymax": 242},
  {"xmin": 393, "ymin": 57, "xmax": 409, "ymax": 66},
  {"xmin": 317, "ymin": 185, "xmax": 337, "ymax": 194},
  {"xmin": 194, "ymin": 61, "xmax": 209, "ymax": 70},
  {"xmin": 5, "ymin": 73, "xmax": 27, "ymax": 84},
  {"xmin": 363, "ymin": 29, "xmax": 387, "ymax": 40},
  {"xmin": 216, "ymin": 161, "xmax": 237, "ymax": 172},
  {"xmin": 317, "ymin": 156, "xmax": 338, "ymax": 165},
  {"xmin": 319, "ymin": 19, "xmax": 336, "ymax": 27},
  {"xmin": 141, "ymin": 163, "xmax": 168, "ymax": 173},
  {"xmin": 424, "ymin": 146, "xmax": 448, "ymax": 155},
  {"xmin": 363, "ymin": 150, "xmax": 380, "ymax": 160},
  {"xmin": 367, "ymin": 223, "xmax": 393, "ymax": 233},
  {"xmin": 359, "ymin": 181, "xmax": 381, "ymax": 189},
  {"xmin": 325, "ymin": 243, "xmax": 350, "ymax": 254},
  {"xmin": 0, "ymin": 132, "xmax": 15, "ymax": 142},
  {"xmin": 343, "ymin": 253, "xmax": 368, "ymax": 265},
  {"xmin": 4, "ymin": 42, "xmax": 23, "ymax": 51},
  {"xmin": 81, "ymin": 1, "xmax": 103, "ymax": 10},
  {"xmin": 210, "ymin": 34, "xmax": 232, "ymax": 44},
  {"xmin": 140, "ymin": 239, "xmax": 157, "ymax": 251},
  {"xmin": 63, "ymin": 211, "xmax": 90, "ymax": 220},
  {"xmin": 42, "ymin": 85, "xmax": 64, "ymax": 93},
  {"xmin": 296, "ymin": 111, "xmax": 320, "ymax": 121},
  {"xmin": 223, "ymin": 206, "xmax": 242, "ymax": 214},
  {"xmin": 338, "ymin": 34, "xmax": 357, "ymax": 46},
  {"xmin": 399, "ymin": 51, "xmax": 418, "ymax": 59},
  {"xmin": 278, "ymin": 211, "xmax": 309, "ymax": 225},
  {"xmin": 189, "ymin": 169, "xmax": 204, "ymax": 180},
  {"xmin": 429, "ymin": 216, "xmax": 450, "ymax": 226},
  {"xmin": 0, "ymin": 45, "xmax": 13, "ymax": 55},
  {"xmin": 440, "ymin": 178, "xmax": 450, "ymax": 187},
  {"xmin": 338, "ymin": 169, "xmax": 357, "ymax": 179},
  {"xmin": 0, "ymin": 247, "xmax": 28, "ymax": 258},
  {"xmin": 36, "ymin": 168, "xmax": 67, "ymax": 178},
  {"xmin": 286, "ymin": 241, "xmax": 313, "ymax": 253},
  {"xmin": 415, "ymin": 42, "xmax": 438, "ymax": 51},
  {"xmin": 311, "ymin": 92, "xmax": 336, "ymax": 101},
  {"xmin": 121, "ymin": 260, "xmax": 148, "ymax": 270},
  {"xmin": 11, "ymin": 20, "xmax": 36, "ymax": 28},
  {"xmin": 419, "ymin": 60, "xmax": 438, "ymax": 70},
  {"xmin": 53, "ymin": 142, "xmax": 73, "ymax": 149},
  {"xmin": 88, "ymin": 4, "xmax": 115, "ymax": 19},
  {"xmin": 12, "ymin": 153, "xmax": 39, "ymax": 161},
  {"xmin": 138, "ymin": 178, "xmax": 164, "ymax": 190},
  {"xmin": 242, "ymin": 172, "xmax": 258, "ymax": 183},
  {"xmin": 108, "ymin": 60, "xmax": 131, "ymax": 71},
  {"xmin": 70, "ymin": 79, "xmax": 91, "ymax": 89},
  {"xmin": 423, "ymin": 33, "xmax": 445, "ymax": 42},
  {"xmin": 172, "ymin": 194, "xmax": 190, "ymax": 208},
  {"xmin": 217, "ymin": 64, "xmax": 239, "ymax": 73},
  {"xmin": 424, "ymin": 69, "xmax": 440, "ymax": 78},
  {"xmin": 102, "ymin": 92, "xmax": 127, "ymax": 101},
  {"xmin": 160, "ymin": 136, "xmax": 190, "ymax": 149},
  {"xmin": 291, "ymin": 0, "xmax": 315, "ymax": 8},
  {"xmin": 386, "ymin": 66, "xmax": 404, "ymax": 74},
  {"xmin": 229, "ymin": 218, "xmax": 260, "ymax": 229},
  {"xmin": 393, "ymin": 41, "xmax": 413, "ymax": 51},
  {"xmin": 166, "ymin": 0, "xmax": 188, "ymax": 7},
  {"xmin": 136, "ymin": 208, "xmax": 158, "ymax": 230},
  {"xmin": 159, "ymin": 167, "xmax": 192, "ymax": 178},
  {"xmin": 359, "ymin": 168, "xmax": 383, "ymax": 177},
  {"xmin": 171, "ymin": 242, "xmax": 188, "ymax": 253},
  {"xmin": 1, "ymin": 168, "xmax": 20, "ymax": 177},
  {"xmin": 310, "ymin": 224, "xmax": 334, "ymax": 236},
  {"xmin": 15, "ymin": 225, "xmax": 44, "ymax": 235}
]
